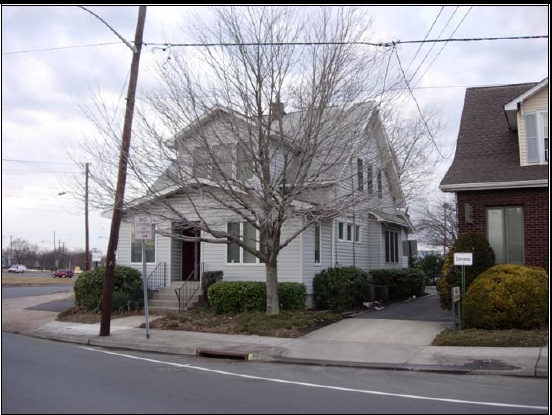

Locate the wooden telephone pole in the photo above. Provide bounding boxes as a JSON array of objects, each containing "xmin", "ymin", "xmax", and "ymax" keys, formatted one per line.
[{"xmin": 99, "ymin": 6, "xmax": 147, "ymax": 337}]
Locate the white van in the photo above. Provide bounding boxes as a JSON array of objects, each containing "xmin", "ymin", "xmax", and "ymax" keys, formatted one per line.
[{"xmin": 7, "ymin": 264, "xmax": 27, "ymax": 274}]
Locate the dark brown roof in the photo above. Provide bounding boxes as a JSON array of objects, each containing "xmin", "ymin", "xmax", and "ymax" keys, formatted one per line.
[{"xmin": 440, "ymin": 83, "xmax": 549, "ymax": 187}]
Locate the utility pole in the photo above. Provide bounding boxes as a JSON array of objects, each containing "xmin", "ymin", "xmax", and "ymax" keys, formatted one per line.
[
  {"xmin": 85, "ymin": 162, "xmax": 90, "ymax": 271},
  {"xmin": 10, "ymin": 236, "xmax": 13, "ymax": 266},
  {"xmin": 443, "ymin": 203, "xmax": 450, "ymax": 256},
  {"xmin": 100, "ymin": 6, "xmax": 147, "ymax": 337},
  {"xmin": 53, "ymin": 231, "xmax": 56, "ymax": 270}
]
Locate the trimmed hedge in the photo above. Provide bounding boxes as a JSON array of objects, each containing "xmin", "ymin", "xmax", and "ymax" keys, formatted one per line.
[
  {"xmin": 437, "ymin": 232, "xmax": 495, "ymax": 310},
  {"xmin": 462, "ymin": 264, "xmax": 548, "ymax": 330},
  {"xmin": 207, "ymin": 281, "xmax": 307, "ymax": 314},
  {"xmin": 313, "ymin": 267, "xmax": 370, "ymax": 311},
  {"xmin": 73, "ymin": 266, "xmax": 144, "ymax": 313},
  {"xmin": 369, "ymin": 268, "xmax": 425, "ymax": 301}
]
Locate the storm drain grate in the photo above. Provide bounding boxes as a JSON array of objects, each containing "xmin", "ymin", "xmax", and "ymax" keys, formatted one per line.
[{"xmin": 196, "ymin": 348, "xmax": 250, "ymax": 361}]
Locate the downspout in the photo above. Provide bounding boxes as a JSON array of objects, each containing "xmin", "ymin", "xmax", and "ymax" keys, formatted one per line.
[
  {"xmin": 299, "ymin": 218, "xmax": 304, "ymax": 284},
  {"xmin": 331, "ymin": 218, "xmax": 335, "ymax": 267}
]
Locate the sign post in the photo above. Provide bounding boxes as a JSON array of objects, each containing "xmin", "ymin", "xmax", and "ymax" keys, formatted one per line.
[
  {"xmin": 92, "ymin": 250, "xmax": 102, "ymax": 269},
  {"xmin": 453, "ymin": 253, "xmax": 473, "ymax": 331},
  {"xmin": 135, "ymin": 216, "xmax": 153, "ymax": 339},
  {"xmin": 451, "ymin": 286, "xmax": 461, "ymax": 332}
]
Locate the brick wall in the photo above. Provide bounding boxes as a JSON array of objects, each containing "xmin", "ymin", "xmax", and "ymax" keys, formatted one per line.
[{"xmin": 456, "ymin": 187, "xmax": 549, "ymax": 271}]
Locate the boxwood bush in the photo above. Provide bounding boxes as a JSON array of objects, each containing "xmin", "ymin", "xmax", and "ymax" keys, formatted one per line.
[
  {"xmin": 207, "ymin": 281, "xmax": 306, "ymax": 314},
  {"xmin": 462, "ymin": 264, "xmax": 548, "ymax": 330},
  {"xmin": 313, "ymin": 267, "xmax": 370, "ymax": 311},
  {"xmin": 369, "ymin": 268, "xmax": 425, "ymax": 301},
  {"xmin": 74, "ymin": 266, "xmax": 144, "ymax": 313},
  {"xmin": 437, "ymin": 232, "xmax": 495, "ymax": 310}
]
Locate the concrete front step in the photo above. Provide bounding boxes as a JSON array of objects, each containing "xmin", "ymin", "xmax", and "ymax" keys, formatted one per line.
[{"xmin": 149, "ymin": 301, "xmax": 201, "ymax": 314}]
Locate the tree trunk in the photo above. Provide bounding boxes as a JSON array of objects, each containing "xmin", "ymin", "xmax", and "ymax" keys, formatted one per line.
[{"xmin": 265, "ymin": 261, "xmax": 280, "ymax": 315}]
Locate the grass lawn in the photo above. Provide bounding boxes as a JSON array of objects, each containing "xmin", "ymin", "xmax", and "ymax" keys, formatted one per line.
[
  {"xmin": 432, "ymin": 328, "xmax": 547, "ymax": 347},
  {"xmin": 145, "ymin": 308, "xmax": 343, "ymax": 338},
  {"xmin": 2, "ymin": 276, "xmax": 77, "ymax": 286}
]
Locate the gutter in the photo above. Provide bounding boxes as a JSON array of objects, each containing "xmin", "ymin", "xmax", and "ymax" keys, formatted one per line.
[{"xmin": 440, "ymin": 179, "xmax": 548, "ymax": 192}]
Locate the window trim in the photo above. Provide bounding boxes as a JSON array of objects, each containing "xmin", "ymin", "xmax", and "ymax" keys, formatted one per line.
[
  {"xmin": 486, "ymin": 206, "xmax": 525, "ymax": 264},
  {"xmin": 314, "ymin": 223, "xmax": 322, "ymax": 265},
  {"xmin": 338, "ymin": 221, "xmax": 361, "ymax": 243},
  {"xmin": 226, "ymin": 222, "xmax": 264, "ymax": 266},
  {"xmin": 537, "ymin": 109, "xmax": 548, "ymax": 165},
  {"xmin": 384, "ymin": 229, "xmax": 399, "ymax": 263},
  {"xmin": 130, "ymin": 223, "xmax": 156, "ymax": 264}
]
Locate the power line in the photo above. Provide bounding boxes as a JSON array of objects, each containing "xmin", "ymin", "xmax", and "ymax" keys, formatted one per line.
[
  {"xmin": 392, "ymin": 45, "xmax": 448, "ymax": 160},
  {"xmin": 413, "ymin": 7, "xmax": 474, "ymax": 88},
  {"xmin": 1, "ymin": 169, "xmax": 80, "ymax": 174},
  {"xmin": 405, "ymin": 6, "xmax": 445, "ymax": 74},
  {"xmin": 1, "ymin": 41, "xmax": 123, "ymax": 55},
  {"xmin": 3, "ymin": 34, "xmax": 546, "ymax": 56},
  {"xmin": 2, "ymin": 158, "xmax": 75, "ymax": 164}
]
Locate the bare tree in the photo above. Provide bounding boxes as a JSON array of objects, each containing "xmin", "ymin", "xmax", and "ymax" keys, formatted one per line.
[
  {"xmin": 414, "ymin": 193, "xmax": 458, "ymax": 253},
  {"xmin": 73, "ymin": 6, "xmax": 446, "ymax": 315},
  {"xmin": 5, "ymin": 238, "xmax": 39, "ymax": 266}
]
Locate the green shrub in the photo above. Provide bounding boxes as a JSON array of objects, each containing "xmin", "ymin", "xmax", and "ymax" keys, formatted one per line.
[
  {"xmin": 462, "ymin": 264, "xmax": 548, "ymax": 330},
  {"xmin": 412, "ymin": 253, "xmax": 444, "ymax": 286},
  {"xmin": 207, "ymin": 281, "xmax": 307, "ymax": 314},
  {"xmin": 313, "ymin": 267, "xmax": 370, "ymax": 311},
  {"xmin": 370, "ymin": 268, "xmax": 425, "ymax": 301},
  {"xmin": 278, "ymin": 282, "xmax": 307, "ymax": 311},
  {"xmin": 437, "ymin": 232, "xmax": 495, "ymax": 310},
  {"xmin": 74, "ymin": 266, "xmax": 144, "ymax": 313}
]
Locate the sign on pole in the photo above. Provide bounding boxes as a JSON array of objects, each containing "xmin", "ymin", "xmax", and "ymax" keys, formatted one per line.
[
  {"xmin": 454, "ymin": 253, "xmax": 473, "ymax": 266},
  {"xmin": 135, "ymin": 216, "xmax": 153, "ymax": 240},
  {"xmin": 452, "ymin": 286, "xmax": 461, "ymax": 303},
  {"xmin": 135, "ymin": 215, "xmax": 152, "ymax": 339},
  {"xmin": 92, "ymin": 250, "xmax": 102, "ymax": 263}
]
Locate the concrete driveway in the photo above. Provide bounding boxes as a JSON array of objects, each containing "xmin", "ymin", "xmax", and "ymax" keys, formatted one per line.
[
  {"xmin": 303, "ymin": 288, "xmax": 452, "ymax": 347},
  {"xmin": 356, "ymin": 288, "xmax": 452, "ymax": 323}
]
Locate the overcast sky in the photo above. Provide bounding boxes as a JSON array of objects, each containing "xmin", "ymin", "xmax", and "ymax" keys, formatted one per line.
[{"xmin": 1, "ymin": 5, "xmax": 548, "ymax": 258}]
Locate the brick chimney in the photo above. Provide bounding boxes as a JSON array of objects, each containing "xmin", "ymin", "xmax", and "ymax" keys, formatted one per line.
[{"xmin": 270, "ymin": 101, "xmax": 286, "ymax": 121}]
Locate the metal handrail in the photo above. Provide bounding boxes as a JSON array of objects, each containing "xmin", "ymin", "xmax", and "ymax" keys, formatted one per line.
[
  {"xmin": 146, "ymin": 262, "xmax": 167, "ymax": 295},
  {"xmin": 174, "ymin": 264, "xmax": 204, "ymax": 313}
]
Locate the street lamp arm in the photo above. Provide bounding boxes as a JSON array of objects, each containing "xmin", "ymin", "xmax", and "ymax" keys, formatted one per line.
[{"xmin": 77, "ymin": 6, "xmax": 137, "ymax": 53}]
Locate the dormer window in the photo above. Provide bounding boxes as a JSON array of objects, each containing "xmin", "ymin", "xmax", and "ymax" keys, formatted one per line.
[{"xmin": 526, "ymin": 110, "xmax": 548, "ymax": 165}]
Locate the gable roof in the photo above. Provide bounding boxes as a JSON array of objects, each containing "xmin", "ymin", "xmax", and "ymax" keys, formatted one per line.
[
  {"xmin": 440, "ymin": 82, "xmax": 549, "ymax": 191},
  {"xmin": 504, "ymin": 78, "xmax": 548, "ymax": 129}
]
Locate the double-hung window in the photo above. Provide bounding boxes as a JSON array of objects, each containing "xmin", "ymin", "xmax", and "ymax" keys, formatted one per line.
[
  {"xmin": 367, "ymin": 164, "xmax": 373, "ymax": 195},
  {"xmin": 226, "ymin": 222, "xmax": 263, "ymax": 264},
  {"xmin": 314, "ymin": 223, "xmax": 321, "ymax": 264},
  {"xmin": 338, "ymin": 222, "xmax": 359, "ymax": 243},
  {"xmin": 357, "ymin": 158, "xmax": 364, "ymax": 192},
  {"xmin": 525, "ymin": 111, "xmax": 548, "ymax": 164},
  {"xmin": 486, "ymin": 207, "xmax": 524, "ymax": 264},
  {"xmin": 131, "ymin": 223, "xmax": 156, "ymax": 263},
  {"xmin": 377, "ymin": 168, "xmax": 383, "ymax": 199},
  {"xmin": 384, "ymin": 230, "xmax": 399, "ymax": 263}
]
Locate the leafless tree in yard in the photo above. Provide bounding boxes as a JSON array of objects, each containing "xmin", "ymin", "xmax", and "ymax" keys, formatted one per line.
[
  {"xmin": 73, "ymin": 6, "xmax": 446, "ymax": 315},
  {"xmin": 413, "ymin": 193, "xmax": 458, "ymax": 253}
]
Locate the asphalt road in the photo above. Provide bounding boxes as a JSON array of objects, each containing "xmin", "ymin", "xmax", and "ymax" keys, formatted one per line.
[
  {"xmin": 1, "ymin": 285, "xmax": 74, "ymax": 299},
  {"xmin": 357, "ymin": 292, "xmax": 452, "ymax": 322},
  {"xmin": 2, "ymin": 333, "xmax": 548, "ymax": 414}
]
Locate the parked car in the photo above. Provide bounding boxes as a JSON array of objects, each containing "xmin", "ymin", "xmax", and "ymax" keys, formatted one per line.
[
  {"xmin": 52, "ymin": 269, "xmax": 74, "ymax": 278},
  {"xmin": 7, "ymin": 264, "xmax": 27, "ymax": 274}
]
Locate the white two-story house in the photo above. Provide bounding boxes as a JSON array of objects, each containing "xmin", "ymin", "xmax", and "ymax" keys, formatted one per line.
[{"xmin": 112, "ymin": 101, "xmax": 413, "ymax": 310}]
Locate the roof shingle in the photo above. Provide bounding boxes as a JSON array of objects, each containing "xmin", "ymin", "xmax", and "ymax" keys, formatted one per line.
[{"xmin": 440, "ymin": 83, "xmax": 548, "ymax": 187}]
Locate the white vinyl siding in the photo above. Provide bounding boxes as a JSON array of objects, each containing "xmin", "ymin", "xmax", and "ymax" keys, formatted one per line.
[{"xmin": 518, "ymin": 87, "xmax": 548, "ymax": 165}]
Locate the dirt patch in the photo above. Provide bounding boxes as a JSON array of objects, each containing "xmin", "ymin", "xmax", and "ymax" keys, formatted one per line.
[{"xmin": 57, "ymin": 306, "xmax": 150, "ymax": 324}]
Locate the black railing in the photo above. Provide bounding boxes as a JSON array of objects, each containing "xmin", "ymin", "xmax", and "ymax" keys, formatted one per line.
[
  {"xmin": 147, "ymin": 262, "xmax": 167, "ymax": 296},
  {"xmin": 175, "ymin": 263, "xmax": 204, "ymax": 313}
]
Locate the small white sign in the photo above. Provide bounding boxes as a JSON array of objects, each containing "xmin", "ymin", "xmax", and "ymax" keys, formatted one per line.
[
  {"xmin": 135, "ymin": 216, "xmax": 153, "ymax": 240},
  {"xmin": 452, "ymin": 286, "xmax": 461, "ymax": 302},
  {"xmin": 92, "ymin": 251, "xmax": 102, "ymax": 262},
  {"xmin": 454, "ymin": 252, "xmax": 473, "ymax": 266}
]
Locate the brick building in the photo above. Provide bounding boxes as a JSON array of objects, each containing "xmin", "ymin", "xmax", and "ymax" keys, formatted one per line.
[{"xmin": 440, "ymin": 80, "xmax": 549, "ymax": 271}]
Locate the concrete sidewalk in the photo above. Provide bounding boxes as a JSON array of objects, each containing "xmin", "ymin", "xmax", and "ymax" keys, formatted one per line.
[{"xmin": 2, "ymin": 292, "xmax": 548, "ymax": 378}]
